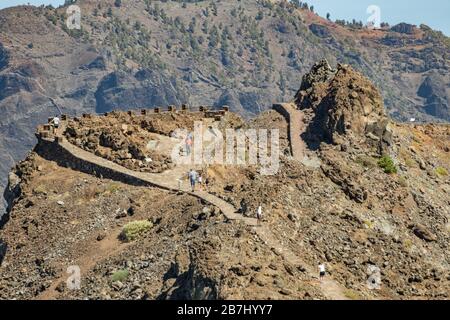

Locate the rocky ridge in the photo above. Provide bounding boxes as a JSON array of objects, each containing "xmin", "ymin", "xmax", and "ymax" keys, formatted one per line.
[{"xmin": 0, "ymin": 61, "xmax": 449, "ymax": 300}]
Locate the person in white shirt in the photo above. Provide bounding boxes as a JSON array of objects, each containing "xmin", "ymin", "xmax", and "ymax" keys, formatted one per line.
[
  {"xmin": 256, "ymin": 205, "xmax": 263, "ymax": 226},
  {"xmin": 188, "ymin": 169, "xmax": 198, "ymax": 192},
  {"xmin": 52, "ymin": 116, "xmax": 61, "ymax": 128},
  {"xmin": 319, "ymin": 263, "xmax": 326, "ymax": 279}
]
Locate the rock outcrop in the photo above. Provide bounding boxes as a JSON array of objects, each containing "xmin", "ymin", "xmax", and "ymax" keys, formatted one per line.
[
  {"xmin": 3, "ymin": 172, "xmax": 21, "ymax": 216},
  {"xmin": 417, "ymin": 73, "xmax": 450, "ymax": 121},
  {"xmin": 296, "ymin": 60, "xmax": 392, "ymax": 154},
  {"xmin": 0, "ymin": 43, "xmax": 10, "ymax": 71},
  {"xmin": 295, "ymin": 59, "xmax": 336, "ymax": 109},
  {"xmin": 64, "ymin": 112, "xmax": 175, "ymax": 174}
]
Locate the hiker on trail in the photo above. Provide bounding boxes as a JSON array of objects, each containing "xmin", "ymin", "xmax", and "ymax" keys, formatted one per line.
[
  {"xmin": 256, "ymin": 205, "xmax": 263, "ymax": 226},
  {"xmin": 198, "ymin": 174, "xmax": 203, "ymax": 190},
  {"xmin": 50, "ymin": 115, "xmax": 61, "ymax": 135},
  {"xmin": 52, "ymin": 116, "xmax": 60, "ymax": 128},
  {"xmin": 319, "ymin": 263, "xmax": 326, "ymax": 279},
  {"xmin": 188, "ymin": 169, "xmax": 198, "ymax": 192},
  {"xmin": 204, "ymin": 175, "xmax": 210, "ymax": 191},
  {"xmin": 202, "ymin": 167, "xmax": 211, "ymax": 190}
]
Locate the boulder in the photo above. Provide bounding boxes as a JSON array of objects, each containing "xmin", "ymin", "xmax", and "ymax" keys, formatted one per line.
[{"xmin": 412, "ymin": 224, "xmax": 437, "ymax": 242}]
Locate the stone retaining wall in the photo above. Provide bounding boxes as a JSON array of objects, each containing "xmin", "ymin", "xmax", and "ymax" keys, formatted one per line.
[
  {"xmin": 35, "ymin": 139, "xmax": 151, "ymax": 188},
  {"xmin": 272, "ymin": 103, "xmax": 304, "ymax": 161}
]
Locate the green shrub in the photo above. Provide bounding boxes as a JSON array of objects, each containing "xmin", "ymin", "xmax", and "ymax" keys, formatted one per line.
[
  {"xmin": 378, "ymin": 155, "xmax": 397, "ymax": 174},
  {"xmin": 111, "ymin": 269, "xmax": 129, "ymax": 282},
  {"xmin": 120, "ymin": 220, "xmax": 153, "ymax": 242},
  {"xmin": 435, "ymin": 167, "xmax": 448, "ymax": 177}
]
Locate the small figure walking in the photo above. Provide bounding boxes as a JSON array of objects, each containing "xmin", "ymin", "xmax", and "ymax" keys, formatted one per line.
[
  {"xmin": 52, "ymin": 115, "xmax": 61, "ymax": 128},
  {"xmin": 256, "ymin": 205, "xmax": 263, "ymax": 226},
  {"xmin": 197, "ymin": 174, "xmax": 203, "ymax": 190},
  {"xmin": 188, "ymin": 169, "xmax": 198, "ymax": 192},
  {"xmin": 204, "ymin": 176, "xmax": 210, "ymax": 191},
  {"xmin": 51, "ymin": 115, "xmax": 60, "ymax": 134},
  {"xmin": 319, "ymin": 263, "xmax": 326, "ymax": 279}
]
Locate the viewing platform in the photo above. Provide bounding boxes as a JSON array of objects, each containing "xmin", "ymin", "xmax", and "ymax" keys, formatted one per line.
[{"xmin": 36, "ymin": 105, "xmax": 230, "ymax": 141}]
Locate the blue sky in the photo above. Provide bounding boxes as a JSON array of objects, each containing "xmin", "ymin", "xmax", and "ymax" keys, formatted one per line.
[
  {"xmin": 0, "ymin": 0, "xmax": 65, "ymax": 10},
  {"xmin": 0, "ymin": 0, "xmax": 449, "ymax": 35},
  {"xmin": 305, "ymin": 0, "xmax": 450, "ymax": 35}
]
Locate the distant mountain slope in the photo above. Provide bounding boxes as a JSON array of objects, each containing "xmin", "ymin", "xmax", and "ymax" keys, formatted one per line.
[{"xmin": 0, "ymin": 0, "xmax": 449, "ymax": 213}]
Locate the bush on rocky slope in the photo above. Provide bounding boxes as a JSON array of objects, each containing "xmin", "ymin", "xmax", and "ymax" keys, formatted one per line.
[
  {"xmin": 378, "ymin": 155, "xmax": 397, "ymax": 174},
  {"xmin": 111, "ymin": 269, "xmax": 129, "ymax": 282},
  {"xmin": 120, "ymin": 220, "xmax": 153, "ymax": 242}
]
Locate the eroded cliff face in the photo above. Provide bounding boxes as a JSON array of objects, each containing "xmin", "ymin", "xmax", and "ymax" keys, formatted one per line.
[
  {"xmin": 418, "ymin": 73, "xmax": 450, "ymax": 121},
  {"xmin": 3, "ymin": 154, "xmax": 35, "ymax": 219}
]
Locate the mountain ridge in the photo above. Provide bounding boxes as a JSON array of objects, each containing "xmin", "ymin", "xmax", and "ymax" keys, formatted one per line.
[{"xmin": 0, "ymin": 0, "xmax": 449, "ymax": 214}]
